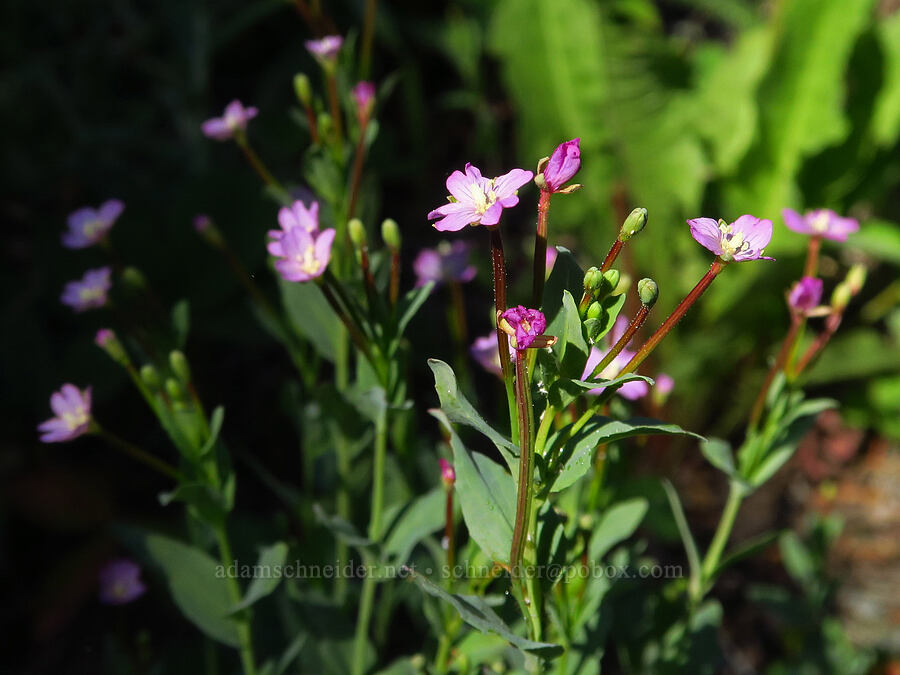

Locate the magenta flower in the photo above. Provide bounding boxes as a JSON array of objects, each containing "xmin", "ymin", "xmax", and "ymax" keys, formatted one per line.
[
  {"xmin": 542, "ymin": 138, "xmax": 581, "ymax": 192},
  {"xmin": 193, "ymin": 214, "xmax": 212, "ymax": 233},
  {"xmin": 38, "ymin": 384, "xmax": 92, "ymax": 443},
  {"xmin": 305, "ymin": 35, "xmax": 343, "ymax": 63},
  {"xmin": 202, "ymin": 100, "xmax": 258, "ymax": 141},
  {"xmin": 62, "ymin": 200, "xmax": 124, "ymax": 249},
  {"xmin": 268, "ymin": 200, "xmax": 320, "ymax": 257},
  {"xmin": 545, "ymin": 247, "xmax": 558, "ymax": 275},
  {"xmin": 99, "ymin": 558, "xmax": 147, "ymax": 605},
  {"xmin": 61, "ymin": 266, "xmax": 112, "ymax": 312},
  {"xmin": 352, "ymin": 81, "xmax": 376, "ymax": 119},
  {"xmin": 428, "ymin": 163, "xmax": 533, "ymax": 232},
  {"xmin": 272, "ymin": 226, "xmax": 335, "ymax": 282},
  {"xmin": 413, "ymin": 241, "xmax": 477, "ymax": 288},
  {"xmin": 788, "ymin": 276, "xmax": 824, "ymax": 314},
  {"xmin": 471, "ymin": 335, "xmax": 503, "ymax": 377},
  {"xmin": 688, "ymin": 214, "xmax": 774, "ymax": 262},
  {"xmin": 656, "ymin": 373, "xmax": 674, "ymax": 396},
  {"xmin": 582, "ymin": 345, "xmax": 649, "ymax": 400},
  {"xmin": 95, "ymin": 328, "xmax": 115, "ymax": 348},
  {"xmin": 783, "ymin": 208, "xmax": 859, "ymax": 242},
  {"xmin": 439, "ymin": 459, "xmax": 456, "ymax": 487},
  {"xmin": 499, "ymin": 306, "xmax": 549, "ymax": 350}
]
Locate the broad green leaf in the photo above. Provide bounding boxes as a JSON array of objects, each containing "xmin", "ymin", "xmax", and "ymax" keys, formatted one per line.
[
  {"xmin": 427, "ymin": 359, "xmax": 519, "ymax": 472},
  {"xmin": 547, "ymin": 290, "xmax": 590, "ymax": 378},
  {"xmin": 229, "ymin": 541, "xmax": 289, "ymax": 613},
  {"xmin": 430, "ymin": 409, "xmax": 515, "ymax": 564},
  {"xmin": 700, "ymin": 438, "xmax": 736, "ymax": 478},
  {"xmin": 547, "ymin": 373, "xmax": 654, "ymax": 410},
  {"xmin": 406, "ymin": 569, "xmax": 563, "ymax": 657},
  {"xmin": 588, "ymin": 498, "xmax": 649, "ymax": 561},
  {"xmin": 312, "ymin": 504, "xmax": 371, "ymax": 548},
  {"xmin": 122, "ymin": 529, "xmax": 240, "ymax": 647},
  {"xmin": 779, "ymin": 531, "xmax": 815, "ymax": 586},
  {"xmin": 542, "ymin": 247, "xmax": 585, "ymax": 325},
  {"xmin": 661, "ymin": 479, "xmax": 701, "ymax": 597},
  {"xmin": 871, "ymin": 12, "xmax": 900, "ymax": 146},
  {"xmin": 550, "ymin": 417, "xmax": 703, "ymax": 492},
  {"xmin": 382, "ymin": 488, "xmax": 445, "ymax": 560},
  {"xmin": 279, "ymin": 278, "xmax": 342, "ymax": 362}
]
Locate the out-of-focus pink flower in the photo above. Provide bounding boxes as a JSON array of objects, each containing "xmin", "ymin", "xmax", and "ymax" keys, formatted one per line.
[
  {"xmin": 439, "ymin": 459, "xmax": 455, "ymax": 487},
  {"xmin": 471, "ymin": 335, "xmax": 502, "ymax": 377},
  {"xmin": 499, "ymin": 306, "xmax": 548, "ymax": 350},
  {"xmin": 352, "ymin": 81, "xmax": 376, "ymax": 119},
  {"xmin": 305, "ymin": 35, "xmax": 343, "ymax": 63},
  {"xmin": 688, "ymin": 215, "xmax": 774, "ymax": 262},
  {"xmin": 268, "ymin": 200, "xmax": 320, "ymax": 257},
  {"xmin": 99, "ymin": 559, "xmax": 147, "ymax": 605},
  {"xmin": 95, "ymin": 329, "xmax": 115, "ymax": 348},
  {"xmin": 202, "ymin": 100, "xmax": 258, "ymax": 141},
  {"xmin": 272, "ymin": 226, "xmax": 335, "ymax": 282},
  {"xmin": 38, "ymin": 384, "xmax": 92, "ymax": 443},
  {"xmin": 581, "ymin": 346, "xmax": 649, "ymax": 400},
  {"xmin": 788, "ymin": 276, "xmax": 824, "ymax": 314},
  {"xmin": 541, "ymin": 138, "xmax": 581, "ymax": 193},
  {"xmin": 655, "ymin": 373, "xmax": 674, "ymax": 396},
  {"xmin": 545, "ymin": 247, "xmax": 558, "ymax": 276},
  {"xmin": 193, "ymin": 214, "xmax": 212, "ymax": 233},
  {"xmin": 413, "ymin": 241, "xmax": 477, "ymax": 288},
  {"xmin": 783, "ymin": 208, "xmax": 858, "ymax": 242},
  {"xmin": 62, "ymin": 200, "xmax": 124, "ymax": 249},
  {"xmin": 61, "ymin": 267, "xmax": 112, "ymax": 312},
  {"xmin": 428, "ymin": 163, "xmax": 533, "ymax": 232}
]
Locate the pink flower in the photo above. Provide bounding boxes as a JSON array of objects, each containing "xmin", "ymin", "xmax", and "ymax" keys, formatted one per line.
[
  {"xmin": 545, "ymin": 247, "xmax": 558, "ymax": 275},
  {"xmin": 193, "ymin": 214, "xmax": 212, "ymax": 233},
  {"xmin": 542, "ymin": 138, "xmax": 581, "ymax": 192},
  {"xmin": 428, "ymin": 163, "xmax": 533, "ymax": 232},
  {"xmin": 61, "ymin": 267, "xmax": 112, "ymax": 312},
  {"xmin": 272, "ymin": 226, "xmax": 335, "ymax": 282},
  {"xmin": 788, "ymin": 276, "xmax": 824, "ymax": 314},
  {"xmin": 95, "ymin": 329, "xmax": 115, "ymax": 348},
  {"xmin": 62, "ymin": 200, "xmax": 124, "ymax": 249},
  {"xmin": 688, "ymin": 214, "xmax": 774, "ymax": 262},
  {"xmin": 655, "ymin": 373, "xmax": 674, "ymax": 397},
  {"xmin": 305, "ymin": 35, "xmax": 343, "ymax": 63},
  {"xmin": 439, "ymin": 459, "xmax": 456, "ymax": 487},
  {"xmin": 413, "ymin": 241, "xmax": 477, "ymax": 288},
  {"xmin": 352, "ymin": 81, "xmax": 376, "ymax": 119},
  {"xmin": 38, "ymin": 384, "xmax": 92, "ymax": 443},
  {"xmin": 783, "ymin": 208, "xmax": 858, "ymax": 242},
  {"xmin": 268, "ymin": 200, "xmax": 320, "ymax": 257},
  {"xmin": 99, "ymin": 558, "xmax": 147, "ymax": 605},
  {"xmin": 499, "ymin": 306, "xmax": 548, "ymax": 350},
  {"xmin": 471, "ymin": 335, "xmax": 503, "ymax": 376},
  {"xmin": 202, "ymin": 100, "xmax": 258, "ymax": 141},
  {"xmin": 582, "ymin": 346, "xmax": 649, "ymax": 400}
]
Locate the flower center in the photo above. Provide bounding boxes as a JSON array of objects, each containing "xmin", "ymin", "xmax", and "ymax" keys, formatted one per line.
[
  {"xmin": 82, "ymin": 219, "xmax": 105, "ymax": 239},
  {"xmin": 79, "ymin": 287, "xmax": 105, "ymax": 304},
  {"xmin": 296, "ymin": 244, "xmax": 322, "ymax": 275},
  {"xmin": 471, "ymin": 181, "xmax": 497, "ymax": 215},
  {"xmin": 520, "ymin": 318, "xmax": 532, "ymax": 334},
  {"xmin": 718, "ymin": 222, "xmax": 751, "ymax": 260},
  {"xmin": 61, "ymin": 406, "xmax": 89, "ymax": 431},
  {"xmin": 811, "ymin": 211, "xmax": 830, "ymax": 233}
]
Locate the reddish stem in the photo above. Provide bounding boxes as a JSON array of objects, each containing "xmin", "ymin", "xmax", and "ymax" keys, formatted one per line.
[
  {"xmin": 804, "ymin": 235, "xmax": 822, "ymax": 278},
  {"xmin": 490, "ymin": 227, "xmax": 512, "ymax": 381},
  {"xmin": 588, "ymin": 304, "xmax": 650, "ymax": 380},
  {"xmin": 532, "ymin": 189, "xmax": 552, "ymax": 307},
  {"xmin": 793, "ymin": 311, "xmax": 843, "ymax": 376},
  {"xmin": 600, "ymin": 240, "xmax": 623, "ymax": 274}
]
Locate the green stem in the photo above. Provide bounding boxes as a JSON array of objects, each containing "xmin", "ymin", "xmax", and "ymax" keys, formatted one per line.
[
  {"xmin": 749, "ymin": 315, "xmax": 803, "ymax": 429},
  {"xmin": 235, "ymin": 134, "xmax": 284, "ymax": 195},
  {"xmin": 699, "ymin": 482, "xmax": 743, "ymax": 589},
  {"xmin": 510, "ymin": 351, "xmax": 534, "ymax": 580},
  {"xmin": 534, "ymin": 404, "xmax": 556, "ymax": 456},
  {"xmin": 326, "ymin": 71, "xmax": 344, "ymax": 149},
  {"xmin": 214, "ymin": 525, "xmax": 257, "ymax": 675},
  {"xmin": 97, "ymin": 427, "xmax": 183, "ymax": 481},
  {"xmin": 359, "ymin": 0, "xmax": 377, "ymax": 78},
  {"xmin": 347, "ymin": 118, "xmax": 369, "ymax": 221},
  {"xmin": 619, "ymin": 260, "xmax": 725, "ymax": 376},
  {"xmin": 352, "ymin": 570, "xmax": 377, "ymax": 675},
  {"xmin": 333, "ymin": 327, "xmax": 350, "ymax": 604},
  {"xmin": 532, "ymin": 189, "xmax": 552, "ymax": 307}
]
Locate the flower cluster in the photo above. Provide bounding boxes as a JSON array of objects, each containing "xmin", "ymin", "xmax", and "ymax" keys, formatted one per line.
[{"xmin": 268, "ymin": 200, "xmax": 335, "ymax": 282}]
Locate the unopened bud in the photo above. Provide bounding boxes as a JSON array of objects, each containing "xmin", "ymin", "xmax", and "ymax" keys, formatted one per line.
[
  {"xmin": 140, "ymin": 365, "xmax": 161, "ymax": 391},
  {"xmin": 583, "ymin": 267, "xmax": 603, "ymax": 294},
  {"xmin": 317, "ymin": 112, "xmax": 332, "ymax": 138},
  {"xmin": 165, "ymin": 377, "xmax": 184, "ymax": 402},
  {"xmin": 612, "ymin": 272, "xmax": 631, "ymax": 296},
  {"xmin": 618, "ymin": 208, "xmax": 648, "ymax": 242},
  {"xmin": 381, "ymin": 218, "xmax": 401, "ymax": 250},
  {"xmin": 293, "ymin": 73, "xmax": 312, "ymax": 106},
  {"xmin": 348, "ymin": 218, "xmax": 367, "ymax": 247},
  {"xmin": 169, "ymin": 350, "xmax": 191, "ymax": 383},
  {"xmin": 121, "ymin": 266, "xmax": 148, "ymax": 291},
  {"xmin": 95, "ymin": 328, "xmax": 129, "ymax": 365},
  {"xmin": 846, "ymin": 264, "xmax": 866, "ymax": 295},
  {"xmin": 602, "ymin": 269, "xmax": 621, "ymax": 295},
  {"xmin": 638, "ymin": 278, "xmax": 658, "ymax": 307},
  {"xmin": 831, "ymin": 282, "xmax": 852, "ymax": 311},
  {"xmin": 585, "ymin": 301, "xmax": 604, "ymax": 321},
  {"xmin": 439, "ymin": 459, "xmax": 455, "ymax": 488}
]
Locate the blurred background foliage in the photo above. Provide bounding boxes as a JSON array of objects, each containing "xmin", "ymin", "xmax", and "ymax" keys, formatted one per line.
[{"xmin": 2, "ymin": 0, "xmax": 900, "ymax": 671}]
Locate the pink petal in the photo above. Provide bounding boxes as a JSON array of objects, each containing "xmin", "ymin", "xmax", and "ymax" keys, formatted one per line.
[
  {"xmin": 688, "ymin": 218, "xmax": 723, "ymax": 255},
  {"xmin": 492, "ymin": 169, "xmax": 533, "ymax": 200},
  {"xmin": 782, "ymin": 208, "xmax": 812, "ymax": 235}
]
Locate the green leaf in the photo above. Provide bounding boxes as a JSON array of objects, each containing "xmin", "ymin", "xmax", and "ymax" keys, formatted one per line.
[
  {"xmin": 199, "ymin": 405, "xmax": 225, "ymax": 457},
  {"xmin": 279, "ymin": 278, "xmax": 342, "ymax": 362},
  {"xmin": 171, "ymin": 299, "xmax": 190, "ymax": 348},
  {"xmin": 427, "ymin": 359, "xmax": 519, "ymax": 472},
  {"xmin": 711, "ymin": 530, "xmax": 781, "ymax": 581},
  {"xmin": 779, "ymin": 530, "xmax": 815, "ymax": 586},
  {"xmin": 550, "ymin": 417, "xmax": 702, "ymax": 492},
  {"xmin": 542, "ymin": 247, "xmax": 585, "ymax": 327},
  {"xmin": 871, "ymin": 12, "xmax": 900, "ymax": 146},
  {"xmin": 847, "ymin": 220, "xmax": 900, "ymax": 267},
  {"xmin": 158, "ymin": 483, "xmax": 230, "ymax": 527},
  {"xmin": 547, "ymin": 373, "xmax": 653, "ymax": 410},
  {"xmin": 121, "ymin": 528, "xmax": 241, "ymax": 647},
  {"xmin": 382, "ymin": 488, "xmax": 445, "ymax": 561},
  {"xmin": 395, "ymin": 282, "xmax": 433, "ymax": 341},
  {"xmin": 700, "ymin": 437, "xmax": 736, "ymax": 478},
  {"xmin": 588, "ymin": 498, "xmax": 649, "ymax": 561},
  {"xmin": 430, "ymin": 409, "xmax": 515, "ymax": 564},
  {"xmin": 405, "ymin": 569, "xmax": 563, "ymax": 657},
  {"xmin": 547, "ymin": 290, "xmax": 589, "ymax": 378},
  {"xmin": 661, "ymin": 479, "xmax": 701, "ymax": 598},
  {"xmin": 312, "ymin": 504, "xmax": 372, "ymax": 549},
  {"xmin": 229, "ymin": 541, "xmax": 289, "ymax": 613}
]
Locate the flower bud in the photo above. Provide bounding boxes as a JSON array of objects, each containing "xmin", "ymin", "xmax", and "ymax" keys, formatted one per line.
[
  {"xmin": 293, "ymin": 73, "xmax": 312, "ymax": 106},
  {"xmin": 140, "ymin": 365, "xmax": 161, "ymax": 391},
  {"xmin": 583, "ymin": 266, "xmax": 603, "ymax": 294},
  {"xmin": 95, "ymin": 329, "xmax": 130, "ymax": 365},
  {"xmin": 169, "ymin": 350, "xmax": 191, "ymax": 383},
  {"xmin": 831, "ymin": 282, "xmax": 852, "ymax": 311},
  {"xmin": 439, "ymin": 459, "xmax": 455, "ymax": 489},
  {"xmin": 846, "ymin": 264, "xmax": 866, "ymax": 295},
  {"xmin": 618, "ymin": 207, "xmax": 648, "ymax": 242},
  {"xmin": 585, "ymin": 301, "xmax": 604, "ymax": 321},
  {"xmin": 381, "ymin": 218, "xmax": 401, "ymax": 250},
  {"xmin": 349, "ymin": 219, "xmax": 367, "ymax": 247},
  {"xmin": 317, "ymin": 112, "xmax": 332, "ymax": 139},
  {"xmin": 602, "ymin": 269, "xmax": 621, "ymax": 295},
  {"xmin": 164, "ymin": 377, "xmax": 184, "ymax": 402},
  {"xmin": 121, "ymin": 266, "xmax": 148, "ymax": 292},
  {"xmin": 638, "ymin": 278, "xmax": 658, "ymax": 307},
  {"xmin": 541, "ymin": 138, "xmax": 581, "ymax": 193}
]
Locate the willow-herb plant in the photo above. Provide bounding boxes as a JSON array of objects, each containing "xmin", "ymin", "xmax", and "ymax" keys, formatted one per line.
[{"xmin": 40, "ymin": 18, "xmax": 867, "ymax": 675}]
